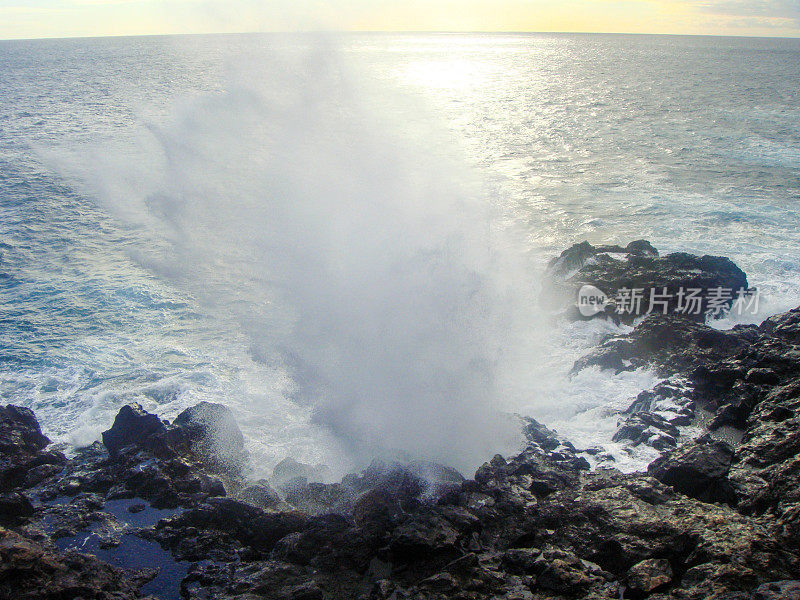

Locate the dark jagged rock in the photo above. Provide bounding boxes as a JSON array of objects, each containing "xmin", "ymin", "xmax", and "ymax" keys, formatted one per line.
[
  {"xmin": 573, "ymin": 305, "xmax": 800, "ymax": 471},
  {"xmin": 351, "ymin": 488, "xmax": 401, "ymax": 530},
  {"xmin": 0, "ymin": 405, "xmax": 66, "ymax": 492},
  {"xmin": 691, "ymin": 311, "xmax": 800, "ymax": 430},
  {"xmin": 547, "ymin": 240, "xmax": 600, "ymax": 279},
  {"xmin": 102, "ymin": 403, "xmax": 167, "ymax": 458},
  {"xmin": 0, "ymin": 491, "xmax": 34, "ymax": 525},
  {"xmin": 344, "ymin": 459, "xmax": 465, "ymax": 507},
  {"xmin": 564, "ymin": 281, "xmax": 800, "ymax": 594},
  {"xmin": 760, "ymin": 305, "xmax": 800, "ymax": 342},
  {"xmin": 530, "ymin": 546, "xmax": 608, "ymax": 594},
  {"xmin": 543, "ymin": 240, "xmax": 749, "ymax": 323},
  {"xmin": 88, "ymin": 402, "xmax": 249, "ymax": 507},
  {"xmin": 272, "ymin": 457, "xmax": 328, "ymax": 492},
  {"xmin": 547, "ymin": 239, "xmax": 659, "ymax": 281},
  {"xmin": 0, "ymin": 527, "xmax": 155, "ymax": 600},
  {"xmin": 102, "ymin": 401, "xmax": 248, "ymax": 480},
  {"xmin": 0, "ymin": 402, "xmax": 798, "ymax": 599},
  {"xmin": 172, "ymin": 401, "xmax": 248, "ymax": 476},
  {"xmin": 613, "ymin": 412, "xmax": 680, "ymax": 451},
  {"xmin": 572, "ymin": 313, "xmax": 755, "ymax": 376},
  {"xmin": 752, "ymin": 580, "xmax": 800, "ymax": 600},
  {"xmin": 626, "ymin": 239, "xmax": 659, "ymax": 257},
  {"xmin": 237, "ymin": 480, "xmax": 286, "ymax": 510},
  {"xmin": 626, "ymin": 558, "xmax": 673, "ymax": 595},
  {"xmin": 520, "ymin": 416, "xmax": 562, "ymax": 450},
  {"xmin": 608, "ymin": 379, "xmax": 696, "ymax": 455},
  {"xmin": 149, "ymin": 497, "xmax": 310, "ymax": 560},
  {"xmin": 179, "ymin": 560, "xmax": 321, "ymax": 600},
  {"xmin": 648, "ymin": 436, "xmax": 737, "ymax": 504},
  {"xmin": 0, "ymin": 405, "xmax": 50, "ymax": 453},
  {"xmin": 2, "ymin": 401, "xmax": 244, "ymax": 525},
  {"xmin": 624, "ymin": 378, "xmax": 695, "ymax": 427},
  {"xmin": 520, "ymin": 418, "xmax": 592, "ymax": 471},
  {"xmin": 282, "ymin": 458, "xmax": 466, "ymax": 516},
  {"xmin": 723, "ymin": 373, "xmax": 800, "ymax": 549},
  {"xmin": 284, "ymin": 481, "xmax": 353, "ymax": 515}
]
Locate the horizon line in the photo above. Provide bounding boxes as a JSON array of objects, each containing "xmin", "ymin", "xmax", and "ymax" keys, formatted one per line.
[{"xmin": 2, "ymin": 29, "xmax": 799, "ymax": 43}]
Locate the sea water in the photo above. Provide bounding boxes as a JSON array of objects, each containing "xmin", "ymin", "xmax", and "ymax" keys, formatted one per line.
[{"xmin": 1, "ymin": 33, "xmax": 798, "ymax": 477}]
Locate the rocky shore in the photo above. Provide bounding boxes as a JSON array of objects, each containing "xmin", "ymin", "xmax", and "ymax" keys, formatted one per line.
[{"xmin": 2, "ymin": 241, "xmax": 799, "ymax": 600}]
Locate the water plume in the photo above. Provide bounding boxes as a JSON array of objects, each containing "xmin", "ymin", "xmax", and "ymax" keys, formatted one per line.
[{"xmin": 55, "ymin": 38, "xmax": 532, "ymax": 474}]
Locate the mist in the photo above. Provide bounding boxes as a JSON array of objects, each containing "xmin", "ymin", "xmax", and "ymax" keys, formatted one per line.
[{"xmin": 53, "ymin": 38, "xmax": 539, "ymax": 475}]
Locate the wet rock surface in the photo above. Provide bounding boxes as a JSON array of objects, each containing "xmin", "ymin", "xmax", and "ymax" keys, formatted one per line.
[
  {"xmin": 1, "ymin": 394, "xmax": 798, "ymax": 599},
  {"xmin": 573, "ymin": 300, "xmax": 800, "ymax": 456},
  {"xmin": 543, "ymin": 240, "xmax": 749, "ymax": 324},
  {"xmin": 0, "ymin": 404, "xmax": 67, "ymax": 493},
  {"xmin": 647, "ymin": 436, "xmax": 736, "ymax": 504},
  {"xmin": 0, "ymin": 526, "xmax": 159, "ymax": 600},
  {"xmin": 1, "ymin": 244, "xmax": 800, "ymax": 600}
]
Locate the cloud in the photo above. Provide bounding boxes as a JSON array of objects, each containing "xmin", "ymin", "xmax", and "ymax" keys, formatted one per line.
[{"xmin": 688, "ymin": 0, "xmax": 800, "ymax": 24}]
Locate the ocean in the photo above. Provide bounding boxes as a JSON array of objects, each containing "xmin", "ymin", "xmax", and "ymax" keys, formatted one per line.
[{"xmin": 1, "ymin": 32, "xmax": 799, "ymax": 478}]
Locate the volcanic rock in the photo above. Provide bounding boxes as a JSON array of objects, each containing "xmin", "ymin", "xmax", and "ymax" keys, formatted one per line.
[
  {"xmin": 0, "ymin": 527, "xmax": 155, "ymax": 600},
  {"xmin": 0, "ymin": 491, "xmax": 34, "ymax": 525},
  {"xmin": 101, "ymin": 403, "xmax": 167, "ymax": 458},
  {"xmin": 0, "ymin": 404, "xmax": 66, "ymax": 492},
  {"xmin": 648, "ymin": 436, "xmax": 736, "ymax": 504},
  {"xmin": 172, "ymin": 401, "xmax": 248, "ymax": 476},
  {"xmin": 752, "ymin": 580, "xmax": 800, "ymax": 600},
  {"xmin": 626, "ymin": 558, "xmax": 673, "ymax": 594},
  {"xmin": 543, "ymin": 240, "xmax": 748, "ymax": 323}
]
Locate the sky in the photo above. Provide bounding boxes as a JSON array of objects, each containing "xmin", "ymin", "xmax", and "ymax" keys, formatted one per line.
[{"xmin": 0, "ymin": 0, "xmax": 799, "ymax": 40}]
